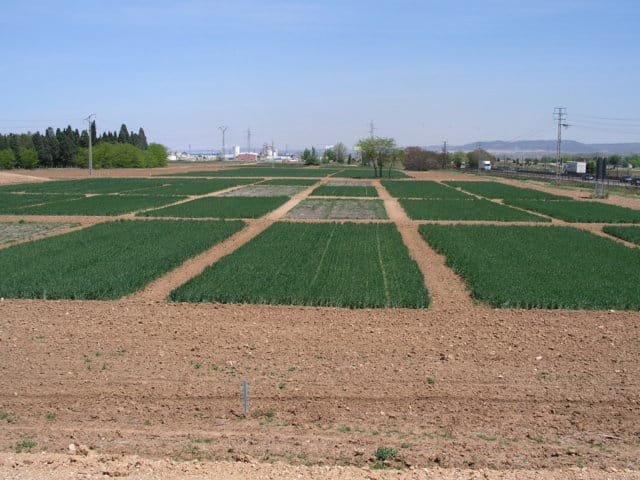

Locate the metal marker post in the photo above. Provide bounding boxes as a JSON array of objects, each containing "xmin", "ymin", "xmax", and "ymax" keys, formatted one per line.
[{"xmin": 242, "ymin": 380, "xmax": 248, "ymax": 416}]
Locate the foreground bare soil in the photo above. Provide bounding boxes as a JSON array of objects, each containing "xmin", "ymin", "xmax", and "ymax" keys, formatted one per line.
[{"xmin": 1, "ymin": 167, "xmax": 639, "ymax": 479}]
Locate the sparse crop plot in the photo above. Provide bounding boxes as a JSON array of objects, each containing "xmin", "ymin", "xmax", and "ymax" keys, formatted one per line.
[
  {"xmin": 419, "ymin": 224, "xmax": 640, "ymax": 309},
  {"xmin": 15, "ymin": 194, "xmax": 184, "ymax": 216},
  {"xmin": 382, "ymin": 180, "xmax": 471, "ymax": 199},
  {"xmin": 603, "ymin": 226, "xmax": 640, "ymax": 245},
  {"xmin": 310, "ymin": 185, "xmax": 378, "ymax": 197},
  {"xmin": 0, "ymin": 193, "xmax": 82, "ymax": 213},
  {"xmin": 259, "ymin": 178, "xmax": 318, "ymax": 186},
  {"xmin": 139, "ymin": 196, "xmax": 289, "ymax": 218},
  {"xmin": 504, "ymin": 199, "xmax": 640, "ymax": 223},
  {"xmin": 0, "ymin": 222, "xmax": 77, "ymax": 244},
  {"xmin": 222, "ymin": 185, "xmax": 306, "ymax": 197},
  {"xmin": 131, "ymin": 178, "xmax": 259, "ymax": 195},
  {"xmin": 444, "ymin": 181, "xmax": 568, "ymax": 200},
  {"xmin": 0, "ymin": 220, "xmax": 245, "ymax": 299},
  {"xmin": 286, "ymin": 199, "xmax": 388, "ymax": 219},
  {"xmin": 333, "ymin": 168, "xmax": 409, "ymax": 179},
  {"xmin": 171, "ymin": 222, "xmax": 429, "ymax": 308},
  {"xmin": 400, "ymin": 198, "xmax": 549, "ymax": 222}
]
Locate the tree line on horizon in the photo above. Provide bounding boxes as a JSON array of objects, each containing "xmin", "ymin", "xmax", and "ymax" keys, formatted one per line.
[{"xmin": 0, "ymin": 123, "xmax": 168, "ymax": 170}]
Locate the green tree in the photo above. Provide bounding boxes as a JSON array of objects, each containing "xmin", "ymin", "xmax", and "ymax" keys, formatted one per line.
[
  {"xmin": 403, "ymin": 146, "xmax": 443, "ymax": 170},
  {"xmin": 323, "ymin": 148, "xmax": 336, "ymax": 163},
  {"xmin": 136, "ymin": 128, "xmax": 148, "ymax": 149},
  {"xmin": 144, "ymin": 143, "xmax": 168, "ymax": 167},
  {"xmin": 0, "ymin": 149, "xmax": 16, "ymax": 169},
  {"xmin": 301, "ymin": 147, "xmax": 319, "ymax": 165},
  {"xmin": 356, "ymin": 137, "xmax": 398, "ymax": 177},
  {"xmin": 334, "ymin": 142, "xmax": 347, "ymax": 164},
  {"xmin": 17, "ymin": 148, "xmax": 38, "ymax": 169},
  {"xmin": 118, "ymin": 124, "xmax": 130, "ymax": 144}
]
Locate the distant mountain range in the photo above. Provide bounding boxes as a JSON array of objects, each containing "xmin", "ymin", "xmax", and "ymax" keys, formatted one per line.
[{"xmin": 425, "ymin": 140, "xmax": 640, "ymax": 156}]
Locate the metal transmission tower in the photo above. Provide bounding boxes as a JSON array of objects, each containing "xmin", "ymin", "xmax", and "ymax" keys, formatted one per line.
[
  {"xmin": 554, "ymin": 107, "xmax": 569, "ymax": 175},
  {"xmin": 84, "ymin": 113, "xmax": 95, "ymax": 176},
  {"xmin": 218, "ymin": 125, "xmax": 228, "ymax": 160}
]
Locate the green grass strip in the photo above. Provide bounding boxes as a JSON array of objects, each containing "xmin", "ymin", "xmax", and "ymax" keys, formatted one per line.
[
  {"xmin": 419, "ymin": 224, "xmax": 640, "ymax": 309},
  {"xmin": 16, "ymin": 195, "xmax": 184, "ymax": 216},
  {"xmin": 0, "ymin": 219, "xmax": 245, "ymax": 299},
  {"xmin": 139, "ymin": 196, "xmax": 289, "ymax": 218},
  {"xmin": 445, "ymin": 181, "xmax": 568, "ymax": 200},
  {"xmin": 311, "ymin": 185, "xmax": 378, "ymax": 197},
  {"xmin": 171, "ymin": 222, "xmax": 429, "ymax": 308},
  {"xmin": 400, "ymin": 198, "xmax": 549, "ymax": 222},
  {"xmin": 504, "ymin": 199, "xmax": 640, "ymax": 223},
  {"xmin": 603, "ymin": 226, "xmax": 640, "ymax": 245},
  {"xmin": 382, "ymin": 180, "xmax": 471, "ymax": 199}
]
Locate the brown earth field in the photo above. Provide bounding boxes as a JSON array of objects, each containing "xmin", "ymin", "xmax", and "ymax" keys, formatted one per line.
[{"xmin": 1, "ymin": 167, "xmax": 639, "ymax": 479}]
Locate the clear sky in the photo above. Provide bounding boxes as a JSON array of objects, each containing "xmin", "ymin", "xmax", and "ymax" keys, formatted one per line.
[{"xmin": 1, "ymin": 0, "xmax": 639, "ymax": 151}]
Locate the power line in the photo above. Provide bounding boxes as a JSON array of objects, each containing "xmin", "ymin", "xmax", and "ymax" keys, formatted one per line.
[{"xmin": 554, "ymin": 107, "xmax": 568, "ymax": 175}]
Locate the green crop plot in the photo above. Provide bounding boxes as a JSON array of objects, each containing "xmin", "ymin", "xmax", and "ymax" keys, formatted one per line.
[
  {"xmin": 0, "ymin": 193, "xmax": 82, "ymax": 213},
  {"xmin": 382, "ymin": 180, "xmax": 471, "ymax": 199},
  {"xmin": 171, "ymin": 222, "xmax": 429, "ymax": 308},
  {"xmin": 0, "ymin": 220, "xmax": 245, "ymax": 300},
  {"xmin": 311, "ymin": 185, "xmax": 378, "ymax": 197},
  {"xmin": 445, "ymin": 181, "xmax": 568, "ymax": 200},
  {"xmin": 0, "ymin": 178, "xmax": 167, "ymax": 194},
  {"xmin": 14, "ymin": 195, "xmax": 183, "ymax": 216},
  {"xmin": 139, "ymin": 196, "xmax": 289, "ymax": 218},
  {"xmin": 259, "ymin": 178, "xmax": 318, "ymax": 186},
  {"xmin": 603, "ymin": 226, "xmax": 640, "ymax": 245},
  {"xmin": 504, "ymin": 199, "xmax": 640, "ymax": 223},
  {"xmin": 332, "ymin": 168, "xmax": 409, "ymax": 179},
  {"xmin": 131, "ymin": 178, "xmax": 259, "ymax": 195},
  {"xmin": 166, "ymin": 167, "xmax": 335, "ymax": 177},
  {"xmin": 400, "ymin": 199, "xmax": 549, "ymax": 222},
  {"xmin": 419, "ymin": 224, "xmax": 640, "ymax": 309}
]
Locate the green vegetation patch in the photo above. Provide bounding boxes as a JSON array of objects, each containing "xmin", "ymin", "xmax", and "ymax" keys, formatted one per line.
[
  {"xmin": 0, "ymin": 178, "xmax": 166, "ymax": 194},
  {"xmin": 0, "ymin": 219, "xmax": 245, "ymax": 299},
  {"xmin": 0, "ymin": 222, "xmax": 77, "ymax": 244},
  {"xmin": 16, "ymin": 195, "xmax": 184, "ymax": 216},
  {"xmin": 166, "ymin": 167, "xmax": 334, "ymax": 178},
  {"xmin": 419, "ymin": 224, "xmax": 640, "ymax": 309},
  {"xmin": 0, "ymin": 193, "xmax": 82, "ymax": 213},
  {"xmin": 139, "ymin": 196, "xmax": 289, "ymax": 218},
  {"xmin": 311, "ymin": 185, "xmax": 378, "ymax": 197},
  {"xmin": 286, "ymin": 199, "xmax": 388, "ymax": 219},
  {"xmin": 400, "ymin": 199, "xmax": 549, "ymax": 222},
  {"xmin": 445, "ymin": 181, "xmax": 568, "ymax": 200},
  {"xmin": 259, "ymin": 178, "xmax": 318, "ymax": 186},
  {"xmin": 171, "ymin": 222, "xmax": 429, "ymax": 308},
  {"xmin": 603, "ymin": 226, "xmax": 640, "ymax": 245},
  {"xmin": 382, "ymin": 180, "xmax": 472, "ymax": 199},
  {"xmin": 333, "ymin": 168, "xmax": 409, "ymax": 179},
  {"xmin": 504, "ymin": 199, "xmax": 640, "ymax": 223},
  {"xmin": 131, "ymin": 178, "xmax": 259, "ymax": 195}
]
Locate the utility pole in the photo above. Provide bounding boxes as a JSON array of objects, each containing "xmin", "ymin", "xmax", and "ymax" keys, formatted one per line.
[
  {"xmin": 84, "ymin": 114, "xmax": 95, "ymax": 176},
  {"xmin": 476, "ymin": 142, "xmax": 481, "ymax": 175},
  {"xmin": 218, "ymin": 125, "xmax": 228, "ymax": 161},
  {"xmin": 368, "ymin": 121, "xmax": 376, "ymax": 139},
  {"xmin": 442, "ymin": 140, "xmax": 448, "ymax": 169},
  {"xmin": 554, "ymin": 107, "xmax": 568, "ymax": 177},
  {"xmin": 247, "ymin": 128, "xmax": 252, "ymax": 153}
]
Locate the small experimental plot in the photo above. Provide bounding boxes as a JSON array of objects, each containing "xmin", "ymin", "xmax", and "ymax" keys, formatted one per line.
[
  {"xmin": 258, "ymin": 178, "xmax": 319, "ymax": 186},
  {"xmin": 130, "ymin": 178, "xmax": 259, "ymax": 196},
  {"xmin": 171, "ymin": 222, "xmax": 429, "ymax": 308},
  {"xmin": 504, "ymin": 199, "xmax": 640, "ymax": 223},
  {"xmin": 139, "ymin": 196, "xmax": 289, "ymax": 219},
  {"xmin": 400, "ymin": 198, "xmax": 549, "ymax": 222},
  {"xmin": 0, "ymin": 178, "xmax": 168, "ymax": 195},
  {"xmin": 310, "ymin": 185, "xmax": 378, "ymax": 197},
  {"xmin": 419, "ymin": 224, "xmax": 640, "ymax": 309},
  {"xmin": 286, "ymin": 199, "xmax": 388, "ymax": 219},
  {"xmin": 221, "ymin": 185, "xmax": 306, "ymax": 197},
  {"xmin": 165, "ymin": 167, "xmax": 335, "ymax": 178},
  {"xmin": 333, "ymin": 168, "xmax": 409, "ymax": 179},
  {"xmin": 444, "ymin": 181, "xmax": 569, "ymax": 200},
  {"xmin": 14, "ymin": 194, "xmax": 184, "ymax": 216},
  {"xmin": 382, "ymin": 180, "xmax": 472, "ymax": 199},
  {"xmin": 0, "ymin": 221, "xmax": 78, "ymax": 245},
  {"xmin": 0, "ymin": 219, "xmax": 245, "ymax": 300},
  {"xmin": 603, "ymin": 226, "xmax": 640, "ymax": 245},
  {"xmin": 0, "ymin": 193, "xmax": 82, "ymax": 214}
]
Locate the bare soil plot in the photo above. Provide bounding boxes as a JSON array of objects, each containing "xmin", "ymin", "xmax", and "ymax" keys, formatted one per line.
[
  {"xmin": 221, "ymin": 185, "xmax": 306, "ymax": 197},
  {"xmin": 286, "ymin": 199, "xmax": 388, "ymax": 219},
  {"xmin": 0, "ymin": 221, "xmax": 78, "ymax": 244},
  {"xmin": 139, "ymin": 196, "xmax": 290, "ymax": 219}
]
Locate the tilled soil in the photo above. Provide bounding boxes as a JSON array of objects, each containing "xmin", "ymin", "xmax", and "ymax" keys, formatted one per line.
[{"xmin": 1, "ymin": 167, "xmax": 639, "ymax": 479}]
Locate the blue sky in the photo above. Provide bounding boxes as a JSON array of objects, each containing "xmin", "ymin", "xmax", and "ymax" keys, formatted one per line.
[{"xmin": 1, "ymin": 0, "xmax": 639, "ymax": 151}]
